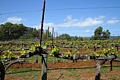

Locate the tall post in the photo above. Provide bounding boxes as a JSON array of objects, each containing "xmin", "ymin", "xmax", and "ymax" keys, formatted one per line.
[
  {"xmin": 56, "ymin": 32, "xmax": 58, "ymax": 41},
  {"xmin": 36, "ymin": 55, "xmax": 38, "ymax": 63},
  {"xmin": 110, "ymin": 60, "xmax": 113, "ymax": 71},
  {"xmin": 0, "ymin": 61, "xmax": 5, "ymax": 80},
  {"xmin": 95, "ymin": 60, "xmax": 101, "ymax": 80},
  {"xmin": 41, "ymin": 54, "xmax": 48, "ymax": 80},
  {"xmin": 52, "ymin": 27, "xmax": 56, "ymax": 63},
  {"xmin": 52, "ymin": 27, "xmax": 54, "ymax": 49},
  {"xmin": 40, "ymin": 0, "xmax": 46, "ymax": 46},
  {"xmin": 46, "ymin": 27, "xmax": 49, "ymax": 43},
  {"xmin": 40, "ymin": 0, "xmax": 47, "ymax": 80}
]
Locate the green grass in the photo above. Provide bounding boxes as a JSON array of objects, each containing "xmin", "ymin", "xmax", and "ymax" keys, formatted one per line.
[
  {"xmin": 109, "ymin": 76, "xmax": 116, "ymax": 80},
  {"xmin": 6, "ymin": 68, "xmax": 33, "ymax": 74},
  {"xmin": 118, "ymin": 73, "xmax": 120, "ymax": 78},
  {"xmin": 5, "ymin": 66, "xmax": 120, "ymax": 80},
  {"xmin": 4, "ymin": 55, "xmax": 120, "ymax": 80},
  {"xmin": 47, "ymin": 56, "xmax": 67, "ymax": 63},
  {"xmin": 6, "ymin": 68, "xmax": 41, "ymax": 80},
  {"xmin": 26, "ymin": 56, "xmax": 41, "ymax": 61},
  {"xmin": 117, "ymin": 54, "xmax": 120, "ymax": 58},
  {"xmin": 88, "ymin": 68, "xmax": 96, "ymax": 74},
  {"xmin": 25, "ymin": 55, "xmax": 67, "ymax": 63}
]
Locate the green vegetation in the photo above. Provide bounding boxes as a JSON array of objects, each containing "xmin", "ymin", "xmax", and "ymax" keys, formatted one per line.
[
  {"xmin": 1, "ymin": 22, "xmax": 120, "ymax": 80},
  {"xmin": 1, "ymin": 22, "xmax": 115, "ymax": 41},
  {"xmin": 63, "ymin": 49, "xmax": 73, "ymax": 59},
  {"xmin": 0, "ymin": 22, "xmax": 52, "ymax": 40},
  {"xmin": 0, "ymin": 38, "xmax": 120, "ymax": 61},
  {"xmin": 89, "ymin": 47, "xmax": 118, "ymax": 59},
  {"xmin": 91, "ymin": 26, "xmax": 111, "ymax": 40},
  {"xmin": 50, "ymin": 46, "xmax": 60, "ymax": 57},
  {"xmin": 3, "ymin": 49, "xmax": 16, "ymax": 60},
  {"xmin": 5, "ymin": 67, "xmax": 120, "ymax": 80}
]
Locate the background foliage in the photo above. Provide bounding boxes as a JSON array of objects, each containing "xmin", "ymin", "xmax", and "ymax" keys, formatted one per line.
[{"xmin": 0, "ymin": 22, "xmax": 111, "ymax": 41}]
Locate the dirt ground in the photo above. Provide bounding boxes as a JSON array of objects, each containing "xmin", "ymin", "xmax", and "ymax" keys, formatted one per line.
[
  {"xmin": 2, "ymin": 47, "xmax": 120, "ymax": 80},
  {"xmin": 5, "ymin": 60, "xmax": 120, "ymax": 80},
  {"xmin": 6, "ymin": 60, "xmax": 120, "ymax": 69}
]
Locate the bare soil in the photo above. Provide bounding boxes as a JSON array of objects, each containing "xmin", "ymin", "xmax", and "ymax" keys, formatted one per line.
[
  {"xmin": 5, "ymin": 60, "xmax": 120, "ymax": 80},
  {"xmin": 3, "ymin": 47, "xmax": 120, "ymax": 80}
]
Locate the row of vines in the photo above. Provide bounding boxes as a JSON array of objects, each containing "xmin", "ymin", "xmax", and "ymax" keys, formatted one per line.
[
  {"xmin": 0, "ymin": 39, "xmax": 120, "ymax": 80},
  {"xmin": 0, "ymin": 39, "xmax": 120, "ymax": 61}
]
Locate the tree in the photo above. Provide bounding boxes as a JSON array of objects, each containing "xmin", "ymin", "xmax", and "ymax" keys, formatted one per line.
[
  {"xmin": 93, "ymin": 26, "xmax": 110, "ymax": 40},
  {"xmin": 105, "ymin": 30, "xmax": 110, "ymax": 39},
  {"xmin": 94, "ymin": 26, "xmax": 103, "ymax": 40},
  {"xmin": 32, "ymin": 28, "xmax": 39, "ymax": 39},
  {"xmin": 19, "ymin": 34, "xmax": 33, "ymax": 39},
  {"xmin": 59, "ymin": 34, "xmax": 71, "ymax": 40},
  {"xmin": 0, "ymin": 22, "xmax": 33, "ymax": 40},
  {"xmin": 71, "ymin": 36, "xmax": 78, "ymax": 41}
]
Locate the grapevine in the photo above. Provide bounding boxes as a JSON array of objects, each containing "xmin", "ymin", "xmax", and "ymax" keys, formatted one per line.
[
  {"xmin": 89, "ymin": 47, "xmax": 118, "ymax": 59},
  {"xmin": 50, "ymin": 46, "xmax": 60, "ymax": 57},
  {"xmin": 3, "ymin": 49, "xmax": 16, "ymax": 60},
  {"xmin": 63, "ymin": 49, "xmax": 73, "ymax": 59}
]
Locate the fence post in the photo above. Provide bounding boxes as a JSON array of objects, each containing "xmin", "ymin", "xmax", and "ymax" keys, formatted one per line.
[
  {"xmin": 95, "ymin": 60, "xmax": 101, "ymax": 80},
  {"xmin": 41, "ymin": 54, "xmax": 48, "ymax": 80},
  {"xmin": 94, "ymin": 46, "xmax": 97, "ymax": 51},
  {"xmin": 0, "ymin": 61, "xmax": 5, "ymax": 80},
  {"xmin": 110, "ymin": 60, "xmax": 113, "ymax": 71},
  {"xmin": 36, "ymin": 55, "xmax": 38, "ymax": 63}
]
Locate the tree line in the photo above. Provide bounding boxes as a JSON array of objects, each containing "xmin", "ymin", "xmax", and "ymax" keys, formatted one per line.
[
  {"xmin": 0, "ymin": 22, "xmax": 37, "ymax": 40},
  {"xmin": 91, "ymin": 26, "xmax": 111, "ymax": 40},
  {"xmin": 0, "ymin": 22, "xmax": 111, "ymax": 41}
]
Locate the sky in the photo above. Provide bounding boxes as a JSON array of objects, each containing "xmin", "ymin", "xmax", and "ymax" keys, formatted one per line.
[{"xmin": 0, "ymin": 0, "xmax": 120, "ymax": 37}]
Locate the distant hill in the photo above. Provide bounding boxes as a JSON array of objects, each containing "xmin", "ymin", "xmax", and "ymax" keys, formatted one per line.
[
  {"xmin": 110, "ymin": 36, "xmax": 120, "ymax": 39},
  {"xmin": 83, "ymin": 36, "xmax": 120, "ymax": 40}
]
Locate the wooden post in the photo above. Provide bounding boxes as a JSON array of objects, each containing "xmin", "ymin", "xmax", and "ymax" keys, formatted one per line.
[
  {"xmin": 95, "ymin": 60, "xmax": 101, "ymax": 80},
  {"xmin": 115, "ymin": 45, "xmax": 118, "ymax": 51},
  {"xmin": 95, "ymin": 60, "xmax": 106, "ymax": 80},
  {"xmin": 56, "ymin": 32, "xmax": 58, "ymax": 41},
  {"xmin": 110, "ymin": 60, "xmax": 113, "ymax": 71},
  {"xmin": 36, "ymin": 55, "xmax": 38, "ymax": 63},
  {"xmin": 52, "ymin": 27, "xmax": 54, "ymax": 49},
  {"xmin": 51, "ymin": 27, "xmax": 56, "ymax": 64},
  {"xmin": 0, "ymin": 61, "xmax": 5, "ymax": 80},
  {"xmin": 73, "ymin": 54, "xmax": 79, "ymax": 63},
  {"xmin": 46, "ymin": 27, "xmax": 49, "ymax": 42},
  {"xmin": 94, "ymin": 46, "xmax": 96, "ymax": 51},
  {"xmin": 41, "ymin": 53, "xmax": 48, "ymax": 80},
  {"xmin": 40, "ymin": 0, "xmax": 47, "ymax": 80},
  {"xmin": 40, "ymin": 0, "xmax": 46, "ymax": 46}
]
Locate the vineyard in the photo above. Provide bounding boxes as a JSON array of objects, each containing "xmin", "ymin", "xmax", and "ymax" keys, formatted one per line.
[
  {"xmin": 0, "ymin": 39, "xmax": 120, "ymax": 80},
  {"xmin": 0, "ymin": 0, "xmax": 120, "ymax": 80}
]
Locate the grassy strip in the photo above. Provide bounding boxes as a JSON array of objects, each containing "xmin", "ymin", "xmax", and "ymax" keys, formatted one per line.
[{"xmin": 5, "ymin": 66, "xmax": 120, "ymax": 80}]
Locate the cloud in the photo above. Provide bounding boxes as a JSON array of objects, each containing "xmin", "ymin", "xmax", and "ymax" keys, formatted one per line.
[
  {"xmin": 76, "ymin": 15, "xmax": 104, "ymax": 27},
  {"xmin": 33, "ymin": 25, "xmax": 39, "ymax": 30},
  {"xmin": 34, "ymin": 15, "xmax": 105, "ymax": 31},
  {"xmin": 107, "ymin": 19, "xmax": 119, "ymax": 24},
  {"xmin": 85, "ymin": 30, "xmax": 90, "ymax": 32},
  {"xmin": 43, "ymin": 15, "xmax": 104, "ymax": 28},
  {"xmin": 33, "ymin": 22, "xmax": 54, "ymax": 32},
  {"xmin": 64, "ymin": 15, "xmax": 72, "ymax": 21},
  {"xmin": 74, "ymin": 17, "xmax": 104, "ymax": 27},
  {"xmin": 0, "ymin": 22, "xmax": 4, "ymax": 24},
  {"xmin": 6, "ymin": 17, "xmax": 23, "ymax": 23},
  {"xmin": 44, "ymin": 22, "xmax": 55, "ymax": 28},
  {"xmin": 58, "ymin": 15, "xmax": 79, "ymax": 27}
]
